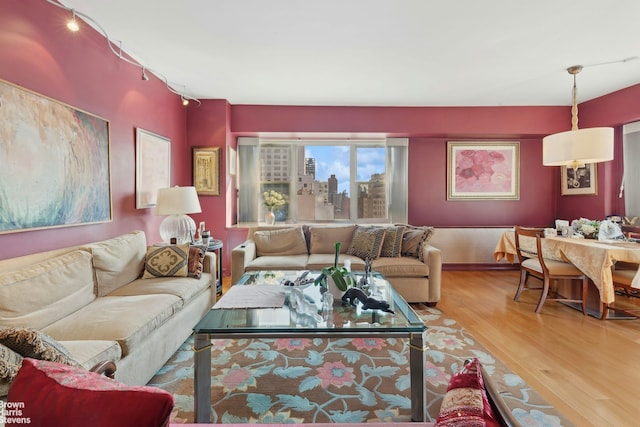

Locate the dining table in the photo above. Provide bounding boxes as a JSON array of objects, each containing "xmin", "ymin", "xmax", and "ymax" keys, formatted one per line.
[{"xmin": 494, "ymin": 230, "xmax": 640, "ymax": 318}]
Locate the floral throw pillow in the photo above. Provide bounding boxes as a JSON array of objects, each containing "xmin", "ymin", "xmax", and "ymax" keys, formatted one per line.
[{"xmin": 435, "ymin": 358, "xmax": 500, "ymax": 427}]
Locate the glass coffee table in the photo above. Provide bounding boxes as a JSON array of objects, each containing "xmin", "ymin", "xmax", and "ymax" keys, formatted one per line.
[{"xmin": 193, "ymin": 270, "xmax": 427, "ymax": 422}]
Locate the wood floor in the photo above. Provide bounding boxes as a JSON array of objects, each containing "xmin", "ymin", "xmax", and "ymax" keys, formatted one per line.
[
  {"xmin": 223, "ymin": 271, "xmax": 640, "ymax": 426},
  {"xmin": 438, "ymin": 270, "xmax": 640, "ymax": 427}
]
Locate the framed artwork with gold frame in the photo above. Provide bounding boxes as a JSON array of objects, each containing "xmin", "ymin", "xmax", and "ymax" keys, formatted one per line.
[{"xmin": 193, "ymin": 147, "xmax": 220, "ymax": 195}]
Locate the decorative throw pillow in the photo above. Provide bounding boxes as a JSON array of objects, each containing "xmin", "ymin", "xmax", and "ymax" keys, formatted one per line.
[
  {"xmin": 0, "ymin": 343, "xmax": 23, "ymax": 397},
  {"xmin": 435, "ymin": 358, "xmax": 500, "ymax": 427},
  {"xmin": 6, "ymin": 358, "xmax": 174, "ymax": 427},
  {"xmin": 346, "ymin": 226, "xmax": 386, "ymax": 260},
  {"xmin": 0, "ymin": 327, "xmax": 79, "ymax": 367},
  {"xmin": 254, "ymin": 227, "xmax": 308, "ymax": 257},
  {"xmin": 379, "ymin": 225, "xmax": 405, "ymax": 257},
  {"xmin": 188, "ymin": 245, "xmax": 206, "ymax": 279},
  {"xmin": 398, "ymin": 224, "xmax": 435, "ymax": 262},
  {"xmin": 142, "ymin": 244, "xmax": 189, "ymax": 278}
]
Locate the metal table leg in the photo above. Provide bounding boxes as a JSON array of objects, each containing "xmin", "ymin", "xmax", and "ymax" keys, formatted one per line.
[
  {"xmin": 194, "ymin": 333, "xmax": 212, "ymax": 423},
  {"xmin": 409, "ymin": 330, "xmax": 427, "ymax": 422}
]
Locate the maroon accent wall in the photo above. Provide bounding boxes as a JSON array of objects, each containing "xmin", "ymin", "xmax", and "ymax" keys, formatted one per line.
[
  {"xmin": 3, "ymin": 1, "xmax": 640, "ymax": 275},
  {"xmin": 0, "ymin": 0, "xmax": 187, "ymax": 259}
]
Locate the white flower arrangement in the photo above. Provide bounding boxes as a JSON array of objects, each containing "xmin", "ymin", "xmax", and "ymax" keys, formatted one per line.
[
  {"xmin": 262, "ymin": 190, "xmax": 287, "ymax": 209},
  {"xmin": 571, "ymin": 218, "xmax": 600, "ymax": 239}
]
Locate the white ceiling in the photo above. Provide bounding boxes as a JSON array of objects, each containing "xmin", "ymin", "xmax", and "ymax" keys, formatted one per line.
[{"xmin": 58, "ymin": 0, "xmax": 640, "ymax": 107}]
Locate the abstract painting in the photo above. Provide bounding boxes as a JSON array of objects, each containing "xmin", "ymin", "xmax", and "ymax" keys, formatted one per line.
[
  {"xmin": 0, "ymin": 80, "xmax": 111, "ymax": 233},
  {"xmin": 447, "ymin": 141, "xmax": 519, "ymax": 200},
  {"xmin": 193, "ymin": 147, "xmax": 220, "ymax": 196}
]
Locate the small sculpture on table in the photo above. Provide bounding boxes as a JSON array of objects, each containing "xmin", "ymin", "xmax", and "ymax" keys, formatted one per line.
[
  {"xmin": 358, "ymin": 257, "xmax": 373, "ymax": 289},
  {"xmin": 341, "ymin": 288, "xmax": 394, "ymax": 314}
]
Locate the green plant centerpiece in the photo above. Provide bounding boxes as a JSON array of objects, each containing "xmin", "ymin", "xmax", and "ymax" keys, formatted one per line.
[{"xmin": 314, "ymin": 242, "xmax": 352, "ymax": 295}]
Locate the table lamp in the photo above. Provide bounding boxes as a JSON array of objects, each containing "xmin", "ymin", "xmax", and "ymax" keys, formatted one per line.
[{"xmin": 155, "ymin": 186, "xmax": 202, "ymax": 244}]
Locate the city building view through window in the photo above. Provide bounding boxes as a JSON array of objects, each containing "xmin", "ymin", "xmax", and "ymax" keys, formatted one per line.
[{"xmin": 259, "ymin": 143, "xmax": 387, "ymax": 221}]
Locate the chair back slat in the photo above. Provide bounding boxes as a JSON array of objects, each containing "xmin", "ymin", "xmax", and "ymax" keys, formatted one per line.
[{"xmin": 514, "ymin": 226, "xmax": 547, "ymax": 273}]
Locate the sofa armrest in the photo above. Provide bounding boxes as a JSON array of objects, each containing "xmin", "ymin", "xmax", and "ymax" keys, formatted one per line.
[
  {"xmin": 202, "ymin": 252, "xmax": 216, "ymax": 275},
  {"xmin": 423, "ymin": 244, "xmax": 442, "ymax": 303},
  {"xmin": 231, "ymin": 240, "xmax": 257, "ymax": 285}
]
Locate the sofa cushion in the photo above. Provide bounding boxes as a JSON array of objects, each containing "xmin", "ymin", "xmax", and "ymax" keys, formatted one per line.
[
  {"xmin": 379, "ymin": 225, "xmax": 405, "ymax": 257},
  {"xmin": 372, "ymin": 256, "xmax": 429, "ymax": 277},
  {"xmin": 142, "ymin": 244, "xmax": 189, "ymax": 279},
  {"xmin": 245, "ymin": 255, "xmax": 309, "ymax": 272},
  {"xmin": 0, "ymin": 250, "xmax": 96, "ymax": 330},
  {"xmin": 42, "ymin": 294, "xmax": 180, "ymax": 357},
  {"xmin": 254, "ymin": 227, "xmax": 308, "ymax": 256},
  {"xmin": 307, "ymin": 254, "xmax": 366, "ymax": 271},
  {"xmin": 59, "ymin": 340, "xmax": 122, "ymax": 371},
  {"xmin": 347, "ymin": 226, "xmax": 386, "ymax": 260},
  {"xmin": 398, "ymin": 224, "xmax": 435, "ymax": 262},
  {"xmin": 0, "ymin": 342, "xmax": 22, "ymax": 397},
  {"xmin": 0, "ymin": 327, "xmax": 80, "ymax": 367},
  {"xmin": 7, "ymin": 358, "xmax": 174, "ymax": 427},
  {"xmin": 308, "ymin": 225, "xmax": 356, "ymax": 254},
  {"xmin": 109, "ymin": 272, "xmax": 213, "ymax": 308},
  {"xmin": 89, "ymin": 230, "xmax": 147, "ymax": 297}
]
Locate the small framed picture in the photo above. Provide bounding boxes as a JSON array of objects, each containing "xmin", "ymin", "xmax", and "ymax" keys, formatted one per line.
[
  {"xmin": 561, "ymin": 164, "xmax": 597, "ymax": 196},
  {"xmin": 193, "ymin": 147, "xmax": 220, "ymax": 196}
]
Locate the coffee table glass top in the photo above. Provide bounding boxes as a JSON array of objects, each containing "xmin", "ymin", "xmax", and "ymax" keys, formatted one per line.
[{"xmin": 194, "ymin": 270, "xmax": 425, "ymax": 335}]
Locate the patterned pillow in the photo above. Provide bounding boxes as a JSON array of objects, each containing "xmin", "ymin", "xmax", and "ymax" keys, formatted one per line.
[
  {"xmin": 379, "ymin": 225, "xmax": 405, "ymax": 257},
  {"xmin": 398, "ymin": 224, "xmax": 435, "ymax": 262},
  {"xmin": 142, "ymin": 244, "xmax": 189, "ymax": 278},
  {"xmin": 346, "ymin": 226, "xmax": 386, "ymax": 260},
  {"xmin": 0, "ymin": 328, "xmax": 79, "ymax": 367},
  {"xmin": 188, "ymin": 245, "xmax": 206, "ymax": 279},
  {"xmin": 7, "ymin": 358, "xmax": 174, "ymax": 427},
  {"xmin": 0, "ymin": 342, "xmax": 23, "ymax": 397},
  {"xmin": 435, "ymin": 358, "xmax": 500, "ymax": 427}
]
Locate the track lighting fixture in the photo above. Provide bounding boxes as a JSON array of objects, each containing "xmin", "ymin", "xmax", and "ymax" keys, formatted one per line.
[
  {"xmin": 46, "ymin": 0, "xmax": 200, "ymax": 106},
  {"xmin": 66, "ymin": 10, "xmax": 79, "ymax": 32}
]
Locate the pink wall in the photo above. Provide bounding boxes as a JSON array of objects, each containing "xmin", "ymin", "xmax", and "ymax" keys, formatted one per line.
[
  {"xmin": 0, "ymin": 0, "xmax": 188, "ymax": 259},
  {"xmin": 3, "ymin": 0, "xmax": 640, "ymax": 273}
]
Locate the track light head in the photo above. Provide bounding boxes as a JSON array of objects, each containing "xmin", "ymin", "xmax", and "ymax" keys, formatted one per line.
[
  {"xmin": 141, "ymin": 67, "xmax": 149, "ymax": 81},
  {"xmin": 67, "ymin": 10, "xmax": 79, "ymax": 32},
  {"xmin": 181, "ymin": 96, "xmax": 189, "ymax": 106}
]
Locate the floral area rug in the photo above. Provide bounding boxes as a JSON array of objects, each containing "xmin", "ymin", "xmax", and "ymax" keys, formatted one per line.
[{"xmin": 149, "ymin": 306, "xmax": 574, "ymax": 426}]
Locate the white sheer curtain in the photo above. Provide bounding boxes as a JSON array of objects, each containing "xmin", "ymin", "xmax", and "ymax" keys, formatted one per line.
[{"xmin": 623, "ymin": 122, "xmax": 640, "ymax": 218}]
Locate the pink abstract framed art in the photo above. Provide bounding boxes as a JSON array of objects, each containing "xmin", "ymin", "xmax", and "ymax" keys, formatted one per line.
[{"xmin": 447, "ymin": 141, "xmax": 520, "ymax": 200}]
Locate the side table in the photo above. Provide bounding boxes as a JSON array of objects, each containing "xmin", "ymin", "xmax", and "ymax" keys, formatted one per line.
[{"xmin": 206, "ymin": 239, "xmax": 223, "ymax": 298}]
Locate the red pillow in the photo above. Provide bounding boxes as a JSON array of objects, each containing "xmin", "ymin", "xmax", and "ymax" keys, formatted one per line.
[
  {"xmin": 435, "ymin": 358, "xmax": 500, "ymax": 427},
  {"xmin": 7, "ymin": 358, "xmax": 173, "ymax": 427}
]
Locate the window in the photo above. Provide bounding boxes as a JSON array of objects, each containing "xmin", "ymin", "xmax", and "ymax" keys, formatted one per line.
[{"xmin": 237, "ymin": 137, "xmax": 408, "ymax": 224}]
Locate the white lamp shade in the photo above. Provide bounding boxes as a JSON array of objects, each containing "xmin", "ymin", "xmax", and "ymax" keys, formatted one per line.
[
  {"xmin": 155, "ymin": 186, "xmax": 202, "ymax": 244},
  {"xmin": 155, "ymin": 186, "xmax": 202, "ymax": 215},
  {"xmin": 542, "ymin": 127, "xmax": 614, "ymax": 167}
]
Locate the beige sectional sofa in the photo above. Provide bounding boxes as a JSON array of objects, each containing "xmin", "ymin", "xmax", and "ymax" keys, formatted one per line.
[
  {"xmin": 231, "ymin": 224, "xmax": 442, "ymax": 305},
  {"xmin": 0, "ymin": 230, "xmax": 216, "ymax": 388}
]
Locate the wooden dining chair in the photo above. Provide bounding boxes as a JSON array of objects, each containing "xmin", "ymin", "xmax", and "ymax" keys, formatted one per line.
[{"xmin": 513, "ymin": 226, "xmax": 588, "ymax": 314}]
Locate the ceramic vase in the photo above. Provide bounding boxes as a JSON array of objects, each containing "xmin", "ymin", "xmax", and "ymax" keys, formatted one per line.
[
  {"xmin": 326, "ymin": 276, "xmax": 346, "ymax": 300},
  {"xmin": 265, "ymin": 207, "xmax": 276, "ymax": 225}
]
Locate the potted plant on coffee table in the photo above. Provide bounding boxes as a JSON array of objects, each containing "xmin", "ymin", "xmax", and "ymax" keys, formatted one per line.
[{"xmin": 314, "ymin": 242, "xmax": 352, "ymax": 298}]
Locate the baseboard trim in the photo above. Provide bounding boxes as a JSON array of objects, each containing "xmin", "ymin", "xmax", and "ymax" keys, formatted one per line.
[{"xmin": 443, "ymin": 263, "xmax": 518, "ymax": 271}]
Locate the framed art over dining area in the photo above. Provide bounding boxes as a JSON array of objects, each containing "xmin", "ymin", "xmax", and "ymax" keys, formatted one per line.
[
  {"xmin": 193, "ymin": 147, "xmax": 220, "ymax": 195},
  {"xmin": 561, "ymin": 163, "xmax": 597, "ymax": 196},
  {"xmin": 447, "ymin": 141, "xmax": 520, "ymax": 200}
]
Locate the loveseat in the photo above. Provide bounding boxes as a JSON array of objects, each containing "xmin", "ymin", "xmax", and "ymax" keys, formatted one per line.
[
  {"xmin": 0, "ymin": 230, "xmax": 216, "ymax": 394},
  {"xmin": 231, "ymin": 224, "xmax": 441, "ymax": 305}
]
